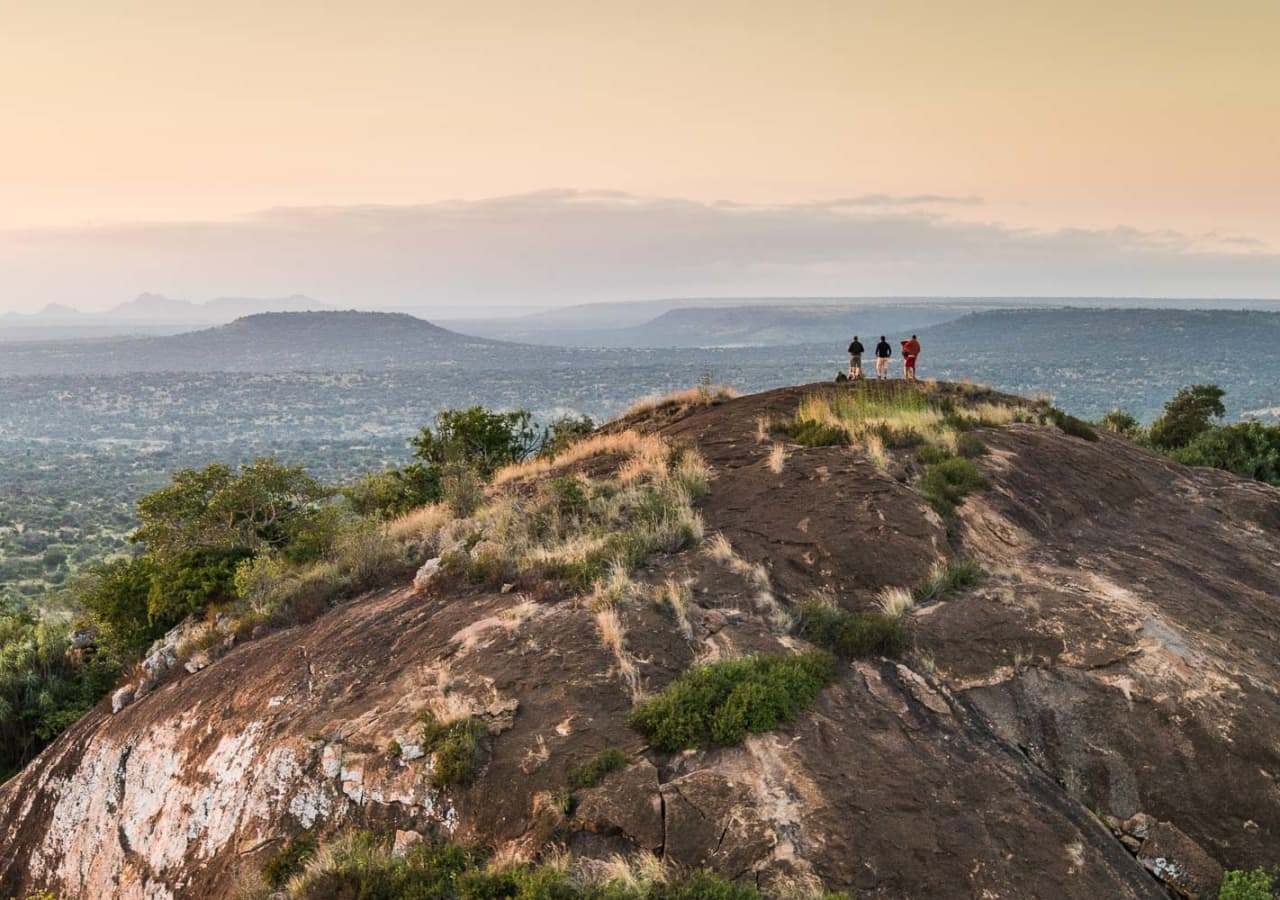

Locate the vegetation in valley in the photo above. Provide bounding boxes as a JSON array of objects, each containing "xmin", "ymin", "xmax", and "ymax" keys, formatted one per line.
[{"xmin": 627, "ymin": 651, "xmax": 836, "ymax": 751}]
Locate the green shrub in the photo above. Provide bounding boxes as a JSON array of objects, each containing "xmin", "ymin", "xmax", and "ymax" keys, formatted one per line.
[
  {"xmin": 133, "ymin": 458, "xmax": 328, "ymax": 560},
  {"xmin": 628, "ymin": 652, "xmax": 835, "ymax": 751},
  {"xmin": 1044, "ymin": 407, "xmax": 1099, "ymax": 442},
  {"xmin": 913, "ymin": 559, "xmax": 983, "ymax": 603},
  {"xmin": 918, "ymin": 457, "xmax": 987, "ymax": 517},
  {"xmin": 792, "ymin": 602, "xmax": 908, "ymax": 659},
  {"xmin": 147, "ymin": 546, "xmax": 251, "ymax": 628},
  {"xmin": 954, "ymin": 433, "xmax": 987, "ymax": 458},
  {"xmin": 262, "ymin": 832, "xmax": 317, "ymax": 888},
  {"xmin": 421, "ymin": 713, "xmax": 488, "ymax": 787},
  {"xmin": 773, "ymin": 419, "xmax": 849, "ymax": 447},
  {"xmin": 1171, "ymin": 422, "xmax": 1280, "ymax": 485},
  {"xmin": 1098, "ymin": 409, "xmax": 1141, "ymax": 436},
  {"xmin": 916, "ymin": 445, "xmax": 951, "ymax": 466},
  {"xmin": 75, "ymin": 556, "xmax": 159, "ymax": 658},
  {"xmin": 343, "ymin": 466, "xmax": 440, "ymax": 519},
  {"xmin": 411, "ymin": 407, "xmax": 542, "ymax": 481},
  {"xmin": 1219, "ymin": 868, "xmax": 1274, "ymax": 900},
  {"xmin": 567, "ymin": 747, "xmax": 629, "ymax": 789}
]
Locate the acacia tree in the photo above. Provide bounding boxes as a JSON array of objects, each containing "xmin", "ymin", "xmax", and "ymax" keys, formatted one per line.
[{"xmin": 1148, "ymin": 384, "xmax": 1225, "ymax": 450}]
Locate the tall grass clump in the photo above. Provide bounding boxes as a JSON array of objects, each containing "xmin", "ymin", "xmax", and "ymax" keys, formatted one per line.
[
  {"xmin": 913, "ymin": 559, "xmax": 983, "ymax": 603},
  {"xmin": 792, "ymin": 601, "xmax": 908, "ymax": 659},
  {"xmin": 622, "ymin": 384, "xmax": 740, "ymax": 419},
  {"xmin": 778, "ymin": 385, "xmax": 1021, "ymax": 465},
  {"xmin": 627, "ymin": 652, "xmax": 835, "ymax": 751}
]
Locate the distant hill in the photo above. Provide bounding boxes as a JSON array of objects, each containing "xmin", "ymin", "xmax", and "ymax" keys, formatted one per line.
[
  {"xmin": 439, "ymin": 296, "xmax": 1280, "ymax": 347},
  {"xmin": 0, "ymin": 293, "xmax": 332, "ymax": 341},
  {"xmin": 446, "ymin": 300, "xmax": 982, "ymax": 346},
  {"xmin": 0, "ymin": 311, "xmax": 518, "ymax": 375}
]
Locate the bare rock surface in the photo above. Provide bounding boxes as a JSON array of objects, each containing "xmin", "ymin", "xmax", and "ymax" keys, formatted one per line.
[{"xmin": 2, "ymin": 382, "xmax": 1277, "ymax": 898}]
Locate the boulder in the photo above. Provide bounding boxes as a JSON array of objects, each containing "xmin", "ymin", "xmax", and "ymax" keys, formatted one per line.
[
  {"xmin": 392, "ymin": 829, "xmax": 425, "ymax": 857},
  {"xmin": 572, "ymin": 761, "xmax": 664, "ymax": 851},
  {"xmin": 110, "ymin": 685, "xmax": 135, "ymax": 714},
  {"xmin": 1137, "ymin": 822, "xmax": 1223, "ymax": 899},
  {"xmin": 413, "ymin": 557, "xmax": 443, "ymax": 591}
]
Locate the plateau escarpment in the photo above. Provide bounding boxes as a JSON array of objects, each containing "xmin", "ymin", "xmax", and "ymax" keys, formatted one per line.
[{"xmin": 1, "ymin": 381, "xmax": 1278, "ymax": 899}]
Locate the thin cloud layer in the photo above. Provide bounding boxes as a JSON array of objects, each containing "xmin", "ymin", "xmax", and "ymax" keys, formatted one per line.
[{"xmin": 2, "ymin": 191, "xmax": 1278, "ymax": 313}]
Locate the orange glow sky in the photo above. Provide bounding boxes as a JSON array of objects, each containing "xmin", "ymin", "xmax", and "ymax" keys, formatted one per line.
[{"xmin": 2, "ymin": 1, "xmax": 1278, "ymax": 309}]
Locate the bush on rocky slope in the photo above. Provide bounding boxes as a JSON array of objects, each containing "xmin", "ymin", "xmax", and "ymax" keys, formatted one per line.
[
  {"xmin": 628, "ymin": 651, "xmax": 836, "ymax": 751},
  {"xmin": 918, "ymin": 457, "xmax": 988, "ymax": 517},
  {"xmin": 792, "ymin": 602, "xmax": 908, "ymax": 659}
]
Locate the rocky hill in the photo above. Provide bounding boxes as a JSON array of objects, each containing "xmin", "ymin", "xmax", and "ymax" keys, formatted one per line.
[{"xmin": 2, "ymin": 381, "xmax": 1278, "ymax": 898}]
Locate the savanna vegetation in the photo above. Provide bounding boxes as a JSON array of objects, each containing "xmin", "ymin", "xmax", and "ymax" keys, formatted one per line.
[{"xmin": 0, "ymin": 406, "xmax": 598, "ymax": 781}]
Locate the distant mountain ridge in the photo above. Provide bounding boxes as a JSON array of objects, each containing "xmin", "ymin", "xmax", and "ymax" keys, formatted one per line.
[
  {"xmin": 0, "ymin": 293, "xmax": 332, "ymax": 340},
  {"xmin": 0, "ymin": 311, "xmax": 517, "ymax": 375}
]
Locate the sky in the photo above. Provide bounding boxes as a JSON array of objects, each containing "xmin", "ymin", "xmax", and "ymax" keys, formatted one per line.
[{"xmin": 2, "ymin": 0, "xmax": 1278, "ymax": 313}]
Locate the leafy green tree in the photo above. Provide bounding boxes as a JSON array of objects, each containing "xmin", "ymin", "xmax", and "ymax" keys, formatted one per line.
[
  {"xmin": 1172, "ymin": 422, "xmax": 1280, "ymax": 485},
  {"xmin": 1149, "ymin": 384, "xmax": 1226, "ymax": 449},
  {"xmin": 410, "ymin": 407, "xmax": 541, "ymax": 481},
  {"xmin": 343, "ymin": 467, "xmax": 439, "ymax": 520},
  {"xmin": 541, "ymin": 414, "xmax": 596, "ymax": 457},
  {"xmin": 133, "ymin": 459, "xmax": 328, "ymax": 560}
]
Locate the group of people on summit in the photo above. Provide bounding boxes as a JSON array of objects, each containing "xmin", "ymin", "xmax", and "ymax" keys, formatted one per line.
[{"xmin": 846, "ymin": 334, "xmax": 922, "ymax": 380}]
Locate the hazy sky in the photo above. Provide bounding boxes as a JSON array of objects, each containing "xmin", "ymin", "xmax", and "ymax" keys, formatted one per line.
[{"xmin": 2, "ymin": 0, "xmax": 1278, "ymax": 312}]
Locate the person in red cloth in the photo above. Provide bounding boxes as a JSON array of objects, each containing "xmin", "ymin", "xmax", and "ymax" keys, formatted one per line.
[{"xmin": 902, "ymin": 334, "xmax": 921, "ymax": 380}]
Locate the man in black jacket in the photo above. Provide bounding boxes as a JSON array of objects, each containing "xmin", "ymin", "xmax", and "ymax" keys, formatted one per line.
[
  {"xmin": 847, "ymin": 336, "xmax": 865, "ymax": 379},
  {"xmin": 874, "ymin": 336, "xmax": 892, "ymax": 379}
]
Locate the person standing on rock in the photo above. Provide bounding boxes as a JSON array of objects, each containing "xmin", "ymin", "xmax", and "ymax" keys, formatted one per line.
[
  {"xmin": 874, "ymin": 336, "xmax": 892, "ymax": 379},
  {"xmin": 903, "ymin": 334, "xmax": 921, "ymax": 380},
  {"xmin": 847, "ymin": 335, "xmax": 865, "ymax": 379}
]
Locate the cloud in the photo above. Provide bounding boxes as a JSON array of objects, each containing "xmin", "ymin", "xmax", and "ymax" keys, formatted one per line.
[{"xmin": 2, "ymin": 190, "xmax": 1278, "ymax": 312}]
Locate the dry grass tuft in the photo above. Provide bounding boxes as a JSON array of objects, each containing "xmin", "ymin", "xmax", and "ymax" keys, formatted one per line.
[
  {"xmin": 657, "ymin": 578, "xmax": 694, "ymax": 641},
  {"xmin": 767, "ymin": 443, "xmax": 787, "ymax": 474},
  {"xmin": 492, "ymin": 430, "xmax": 666, "ymax": 485},
  {"xmin": 622, "ymin": 384, "xmax": 740, "ymax": 419},
  {"xmin": 755, "ymin": 415, "xmax": 771, "ymax": 443},
  {"xmin": 594, "ymin": 607, "xmax": 642, "ymax": 700},
  {"xmin": 877, "ymin": 585, "xmax": 916, "ymax": 619},
  {"xmin": 598, "ymin": 851, "xmax": 669, "ymax": 890}
]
